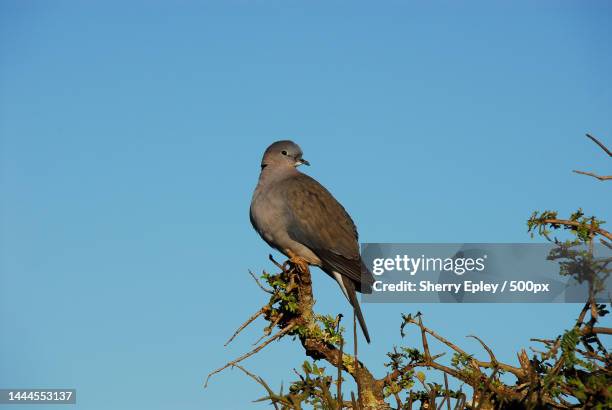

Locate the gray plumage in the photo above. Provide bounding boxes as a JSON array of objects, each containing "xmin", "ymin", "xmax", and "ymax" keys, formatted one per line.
[{"xmin": 250, "ymin": 140, "xmax": 374, "ymax": 343}]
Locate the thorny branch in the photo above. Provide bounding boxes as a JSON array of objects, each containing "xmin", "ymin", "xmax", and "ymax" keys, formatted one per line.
[
  {"xmin": 207, "ymin": 248, "xmax": 610, "ymax": 409},
  {"xmin": 206, "ymin": 133, "xmax": 611, "ymax": 409},
  {"xmin": 206, "ymin": 257, "xmax": 387, "ymax": 409}
]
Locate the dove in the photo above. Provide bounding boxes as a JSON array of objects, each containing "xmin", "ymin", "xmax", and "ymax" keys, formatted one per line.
[{"xmin": 250, "ymin": 140, "xmax": 374, "ymax": 343}]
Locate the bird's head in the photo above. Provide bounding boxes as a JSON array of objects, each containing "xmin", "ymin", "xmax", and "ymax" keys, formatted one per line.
[{"xmin": 260, "ymin": 140, "xmax": 310, "ymax": 169}]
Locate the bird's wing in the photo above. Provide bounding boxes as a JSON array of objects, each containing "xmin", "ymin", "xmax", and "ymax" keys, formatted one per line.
[{"xmin": 281, "ymin": 173, "xmax": 373, "ymax": 290}]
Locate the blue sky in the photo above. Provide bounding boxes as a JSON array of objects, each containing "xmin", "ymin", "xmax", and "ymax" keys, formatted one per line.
[{"xmin": 1, "ymin": 1, "xmax": 611, "ymax": 409}]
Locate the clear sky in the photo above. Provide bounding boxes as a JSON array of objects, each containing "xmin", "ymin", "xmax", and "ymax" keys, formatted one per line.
[{"xmin": 1, "ymin": 1, "xmax": 611, "ymax": 409}]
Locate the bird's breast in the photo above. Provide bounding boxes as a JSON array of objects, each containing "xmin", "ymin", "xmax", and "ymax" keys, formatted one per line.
[{"xmin": 250, "ymin": 186, "xmax": 290, "ymax": 247}]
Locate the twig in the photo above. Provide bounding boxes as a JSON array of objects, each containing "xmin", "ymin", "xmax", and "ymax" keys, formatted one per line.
[
  {"xmin": 384, "ymin": 316, "xmax": 529, "ymax": 406},
  {"xmin": 249, "ymin": 269, "xmax": 273, "ymax": 294},
  {"xmin": 530, "ymin": 338, "xmax": 555, "ymax": 345},
  {"xmin": 572, "ymin": 170, "xmax": 612, "ymax": 181},
  {"xmin": 418, "ymin": 316, "xmax": 432, "ymax": 363},
  {"xmin": 468, "ymin": 335, "xmax": 498, "ymax": 366},
  {"xmin": 351, "ymin": 391, "xmax": 359, "ymax": 410},
  {"xmin": 206, "ymin": 322, "xmax": 296, "ymax": 387},
  {"xmin": 575, "ymin": 301, "xmax": 591, "ymax": 327},
  {"xmin": 444, "ymin": 373, "xmax": 451, "ymax": 410},
  {"xmin": 353, "ymin": 310, "xmax": 363, "ymax": 409},
  {"xmin": 406, "ymin": 317, "xmax": 524, "ymax": 379},
  {"xmin": 586, "ymin": 133, "xmax": 612, "ymax": 157},
  {"xmin": 336, "ymin": 314, "xmax": 344, "ymax": 410},
  {"xmin": 408, "ymin": 316, "xmax": 469, "ymax": 357},
  {"xmin": 454, "ymin": 391, "xmax": 466, "ymax": 410},
  {"xmin": 233, "ymin": 365, "xmax": 281, "ymax": 410},
  {"xmin": 252, "ymin": 312, "xmax": 284, "ymax": 345},
  {"xmin": 572, "ymin": 134, "xmax": 611, "ymax": 180},
  {"xmin": 385, "ymin": 374, "xmax": 403, "ymax": 409},
  {"xmin": 224, "ymin": 308, "xmax": 264, "ymax": 346},
  {"xmin": 268, "ymin": 254, "xmax": 285, "ymax": 271}
]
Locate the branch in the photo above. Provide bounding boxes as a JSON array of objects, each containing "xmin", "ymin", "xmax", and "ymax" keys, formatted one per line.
[
  {"xmin": 538, "ymin": 218, "xmax": 612, "ymax": 241},
  {"xmin": 585, "ymin": 133, "xmax": 612, "ymax": 157},
  {"xmin": 336, "ymin": 314, "xmax": 344, "ymax": 409},
  {"xmin": 208, "ymin": 255, "xmax": 605, "ymax": 409},
  {"xmin": 249, "ymin": 269, "xmax": 274, "ymax": 294},
  {"xmin": 224, "ymin": 308, "xmax": 264, "ymax": 347},
  {"xmin": 207, "ymin": 260, "xmax": 388, "ymax": 408},
  {"xmin": 467, "ymin": 335, "xmax": 498, "ymax": 367},
  {"xmin": 391, "ymin": 316, "xmax": 525, "ymax": 382},
  {"xmin": 582, "ymin": 326, "xmax": 612, "ymax": 336},
  {"xmin": 252, "ymin": 313, "xmax": 285, "ymax": 346},
  {"xmin": 572, "ymin": 170, "xmax": 612, "ymax": 181},
  {"xmin": 205, "ymin": 322, "xmax": 295, "ymax": 387},
  {"xmin": 233, "ymin": 365, "xmax": 281, "ymax": 410},
  {"xmin": 573, "ymin": 134, "xmax": 611, "ymax": 180}
]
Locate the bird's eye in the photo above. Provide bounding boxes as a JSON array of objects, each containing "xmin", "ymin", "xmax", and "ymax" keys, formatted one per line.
[{"xmin": 281, "ymin": 150, "xmax": 288, "ymax": 155}]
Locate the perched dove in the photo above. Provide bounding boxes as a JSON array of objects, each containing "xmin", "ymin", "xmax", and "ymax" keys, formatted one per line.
[{"xmin": 250, "ymin": 140, "xmax": 374, "ymax": 343}]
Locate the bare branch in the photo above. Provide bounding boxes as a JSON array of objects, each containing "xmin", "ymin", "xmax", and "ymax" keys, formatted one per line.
[
  {"xmin": 268, "ymin": 254, "xmax": 285, "ymax": 271},
  {"xmin": 393, "ymin": 316, "xmax": 526, "ymax": 383},
  {"xmin": 252, "ymin": 313, "xmax": 284, "ymax": 346},
  {"xmin": 467, "ymin": 335, "xmax": 498, "ymax": 366},
  {"xmin": 444, "ymin": 373, "xmax": 451, "ymax": 410},
  {"xmin": 352, "ymin": 311, "xmax": 364, "ymax": 409},
  {"xmin": 572, "ymin": 170, "xmax": 612, "ymax": 181},
  {"xmin": 418, "ymin": 316, "xmax": 432, "ymax": 363},
  {"xmin": 248, "ymin": 269, "xmax": 273, "ymax": 294},
  {"xmin": 224, "ymin": 308, "xmax": 264, "ymax": 347},
  {"xmin": 586, "ymin": 133, "xmax": 612, "ymax": 157},
  {"xmin": 336, "ymin": 314, "xmax": 344, "ymax": 410},
  {"xmin": 233, "ymin": 365, "xmax": 281, "ymax": 410},
  {"xmin": 206, "ymin": 322, "xmax": 295, "ymax": 387},
  {"xmin": 583, "ymin": 326, "xmax": 612, "ymax": 336}
]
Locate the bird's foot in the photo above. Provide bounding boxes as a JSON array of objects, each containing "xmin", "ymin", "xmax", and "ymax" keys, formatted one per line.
[
  {"xmin": 286, "ymin": 255, "xmax": 310, "ymax": 274},
  {"xmin": 293, "ymin": 257, "xmax": 310, "ymax": 274}
]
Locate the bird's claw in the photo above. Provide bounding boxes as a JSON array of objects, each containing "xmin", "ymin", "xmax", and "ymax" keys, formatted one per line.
[{"xmin": 288, "ymin": 256, "xmax": 310, "ymax": 274}]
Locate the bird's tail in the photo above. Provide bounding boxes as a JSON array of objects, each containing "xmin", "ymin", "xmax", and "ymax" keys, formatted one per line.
[{"xmin": 342, "ymin": 276, "xmax": 371, "ymax": 344}]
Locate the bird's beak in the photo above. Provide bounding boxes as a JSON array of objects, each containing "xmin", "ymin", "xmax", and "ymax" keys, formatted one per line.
[{"xmin": 296, "ymin": 158, "xmax": 310, "ymax": 167}]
